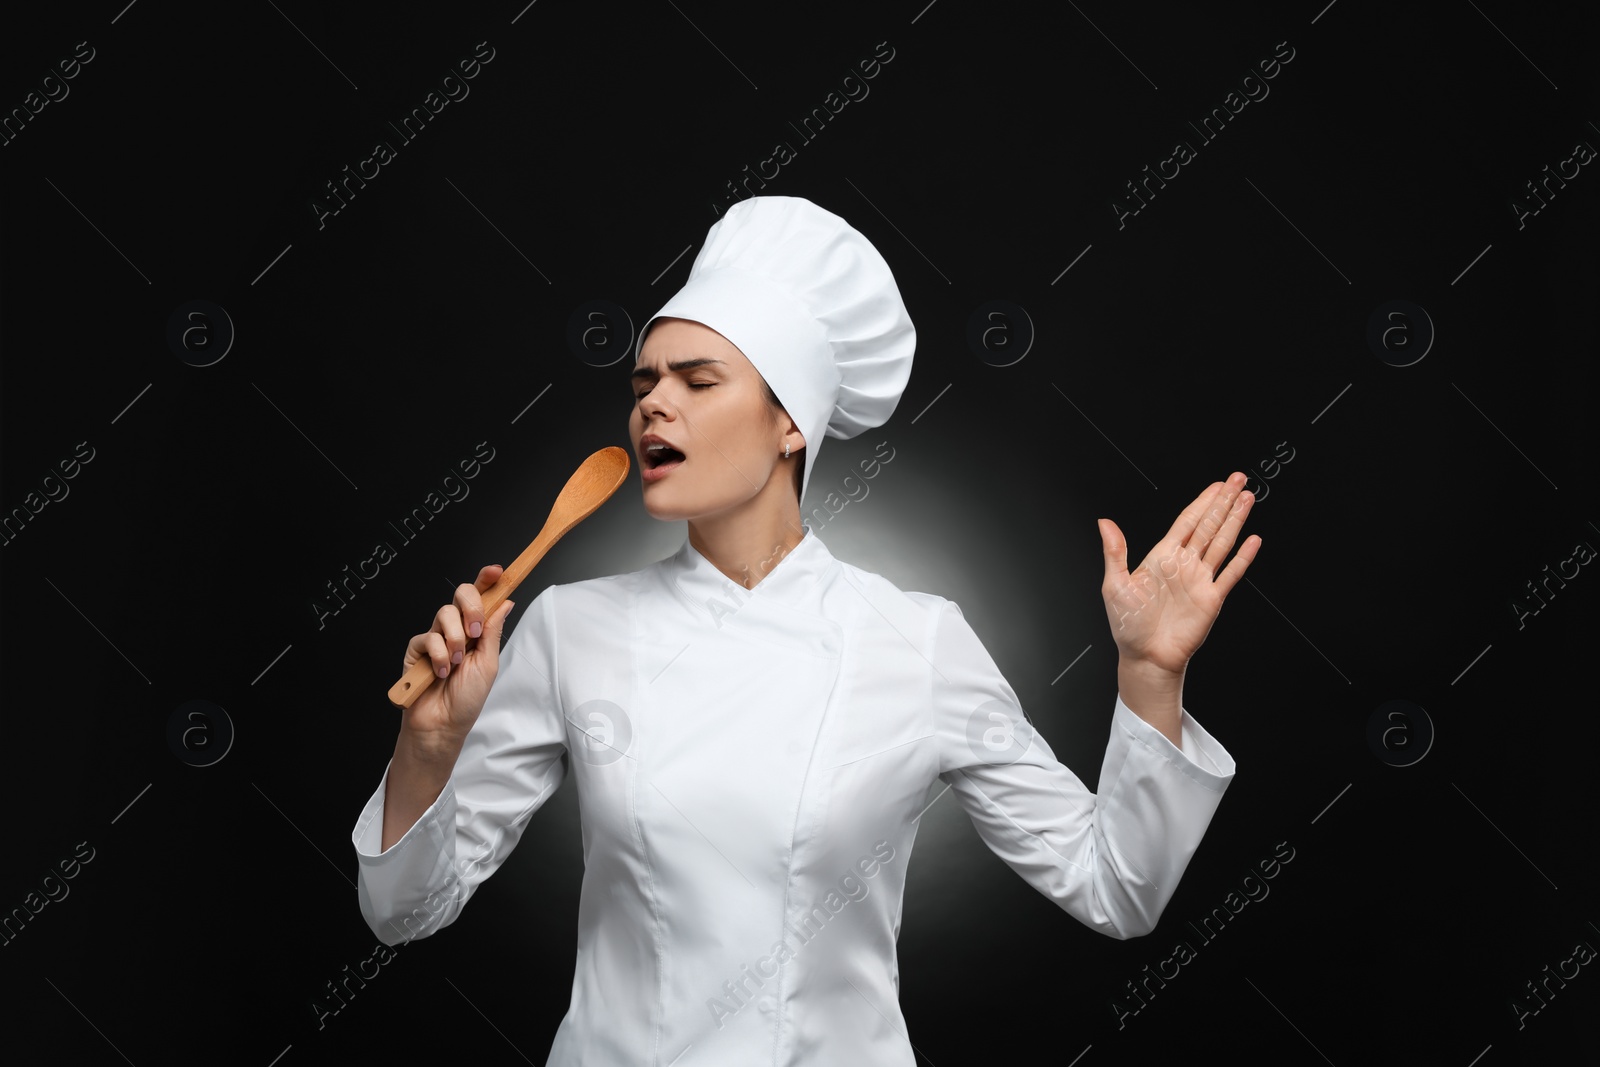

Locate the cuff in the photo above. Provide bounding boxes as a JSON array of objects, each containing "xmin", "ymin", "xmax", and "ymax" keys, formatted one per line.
[
  {"xmin": 351, "ymin": 757, "xmax": 458, "ymax": 864},
  {"xmin": 1111, "ymin": 694, "xmax": 1236, "ymax": 791}
]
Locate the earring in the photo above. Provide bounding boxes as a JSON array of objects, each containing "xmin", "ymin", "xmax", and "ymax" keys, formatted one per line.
[{"xmin": 784, "ymin": 443, "xmax": 790, "ymax": 459}]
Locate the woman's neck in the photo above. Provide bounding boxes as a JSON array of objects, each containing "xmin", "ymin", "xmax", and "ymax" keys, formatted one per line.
[{"xmin": 688, "ymin": 494, "xmax": 807, "ymax": 589}]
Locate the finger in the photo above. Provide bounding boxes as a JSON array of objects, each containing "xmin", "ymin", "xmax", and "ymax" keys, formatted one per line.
[
  {"xmin": 454, "ymin": 565, "xmax": 503, "ymax": 641},
  {"xmin": 416, "ymin": 630, "xmax": 451, "ymax": 679},
  {"xmin": 434, "ymin": 602, "xmax": 467, "ymax": 667},
  {"xmin": 1200, "ymin": 488, "xmax": 1254, "ymax": 576},
  {"xmin": 1098, "ymin": 518, "xmax": 1129, "ymax": 585},
  {"xmin": 1162, "ymin": 480, "xmax": 1227, "ymax": 549},
  {"xmin": 1175, "ymin": 475, "xmax": 1245, "ymax": 558},
  {"xmin": 453, "ymin": 579, "xmax": 488, "ymax": 642},
  {"xmin": 1196, "ymin": 477, "xmax": 1248, "ymax": 558},
  {"xmin": 403, "ymin": 631, "xmax": 431, "ymax": 672},
  {"xmin": 1212, "ymin": 534, "xmax": 1262, "ymax": 600},
  {"xmin": 476, "ymin": 600, "xmax": 515, "ymax": 667}
]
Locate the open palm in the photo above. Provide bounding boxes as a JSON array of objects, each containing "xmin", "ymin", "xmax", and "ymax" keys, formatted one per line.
[{"xmin": 1099, "ymin": 472, "xmax": 1261, "ymax": 675}]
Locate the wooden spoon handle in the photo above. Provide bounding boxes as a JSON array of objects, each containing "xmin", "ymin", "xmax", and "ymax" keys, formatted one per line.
[{"xmin": 386, "ymin": 445, "xmax": 630, "ymax": 709}]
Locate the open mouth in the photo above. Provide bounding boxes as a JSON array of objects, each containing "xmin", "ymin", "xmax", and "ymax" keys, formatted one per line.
[{"xmin": 645, "ymin": 445, "xmax": 687, "ymax": 470}]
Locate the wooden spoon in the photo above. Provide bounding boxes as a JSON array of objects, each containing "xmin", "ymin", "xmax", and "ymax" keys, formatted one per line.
[{"xmin": 387, "ymin": 445, "xmax": 631, "ymax": 708}]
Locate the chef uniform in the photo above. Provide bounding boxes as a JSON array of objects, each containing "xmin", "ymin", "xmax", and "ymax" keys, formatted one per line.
[{"xmin": 352, "ymin": 197, "xmax": 1237, "ymax": 1066}]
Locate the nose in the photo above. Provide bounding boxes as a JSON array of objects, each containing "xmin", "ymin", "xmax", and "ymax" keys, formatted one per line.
[{"xmin": 638, "ymin": 385, "xmax": 675, "ymax": 423}]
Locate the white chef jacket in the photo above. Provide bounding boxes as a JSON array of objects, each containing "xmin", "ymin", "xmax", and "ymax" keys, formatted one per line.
[{"xmin": 352, "ymin": 525, "xmax": 1235, "ymax": 1066}]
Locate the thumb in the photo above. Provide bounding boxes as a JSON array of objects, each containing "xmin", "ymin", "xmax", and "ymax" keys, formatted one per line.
[
  {"xmin": 1098, "ymin": 519, "xmax": 1127, "ymax": 579},
  {"xmin": 481, "ymin": 599, "xmax": 515, "ymax": 657}
]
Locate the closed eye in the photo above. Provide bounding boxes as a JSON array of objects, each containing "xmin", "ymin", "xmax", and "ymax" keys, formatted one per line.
[{"xmin": 635, "ymin": 383, "xmax": 715, "ymax": 399}]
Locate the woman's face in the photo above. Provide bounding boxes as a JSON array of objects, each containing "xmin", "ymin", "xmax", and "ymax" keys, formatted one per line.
[{"xmin": 628, "ymin": 317, "xmax": 800, "ymax": 522}]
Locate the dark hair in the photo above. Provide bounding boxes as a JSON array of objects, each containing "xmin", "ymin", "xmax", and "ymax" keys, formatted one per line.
[{"xmin": 761, "ymin": 380, "xmax": 804, "ymax": 504}]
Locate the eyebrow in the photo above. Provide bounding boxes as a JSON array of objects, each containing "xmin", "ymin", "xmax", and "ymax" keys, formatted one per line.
[{"xmin": 630, "ymin": 358, "xmax": 728, "ymax": 382}]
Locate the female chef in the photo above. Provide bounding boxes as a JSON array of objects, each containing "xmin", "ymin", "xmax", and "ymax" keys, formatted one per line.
[{"xmin": 352, "ymin": 196, "xmax": 1258, "ymax": 1066}]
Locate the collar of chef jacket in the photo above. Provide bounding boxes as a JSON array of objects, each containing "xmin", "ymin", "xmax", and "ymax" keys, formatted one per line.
[{"xmin": 655, "ymin": 523, "xmax": 846, "ymax": 660}]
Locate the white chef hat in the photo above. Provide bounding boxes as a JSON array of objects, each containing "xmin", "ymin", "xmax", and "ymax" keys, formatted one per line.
[{"xmin": 633, "ymin": 195, "xmax": 915, "ymax": 507}]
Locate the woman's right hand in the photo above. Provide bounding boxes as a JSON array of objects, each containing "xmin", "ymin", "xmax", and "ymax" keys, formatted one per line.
[{"xmin": 398, "ymin": 564, "xmax": 515, "ymax": 756}]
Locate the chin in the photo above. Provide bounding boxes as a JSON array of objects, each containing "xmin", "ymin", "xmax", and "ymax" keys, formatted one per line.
[
  {"xmin": 639, "ymin": 488, "xmax": 698, "ymax": 523},
  {"xmin": 641, "ymin": 483, "xmax": 750, "ymax": 525},
  {"xmin": 642, "ymin": 502, "xmax": 686, "ymax": 523}
]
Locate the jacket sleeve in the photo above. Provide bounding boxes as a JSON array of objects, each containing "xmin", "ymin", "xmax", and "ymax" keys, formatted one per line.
[
  {"xmin": 932, "ymin": 599, "xmax": 1235, "ymax": 939},
  {"xmin": 351, "ymin": 585, "xmax": 568, "ymax": 946}
]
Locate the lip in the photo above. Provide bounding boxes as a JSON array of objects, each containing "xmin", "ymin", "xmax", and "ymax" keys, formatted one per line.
[
  {"xmin": 641, "ymin": 456, "xmax": 683, "ymax": 482},
  {"xmin": 639, "ymin": 433, "xmax": 686, "ymax": 482}
]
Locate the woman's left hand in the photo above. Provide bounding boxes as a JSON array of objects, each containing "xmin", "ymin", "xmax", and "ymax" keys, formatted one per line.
[{"xmin": 1098, "ymin": 472, "xmax": 1262, "ymax": 676}]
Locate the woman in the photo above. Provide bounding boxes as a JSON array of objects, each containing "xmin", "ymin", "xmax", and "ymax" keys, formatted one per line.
[{"xmin": 352, "ymin": 196, "xmax": 1258, "ymax": 1065}]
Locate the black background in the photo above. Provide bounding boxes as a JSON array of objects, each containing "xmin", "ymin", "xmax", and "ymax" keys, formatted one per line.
[{"xmin": 2, "ymin": 1, "xmax": 1597, "ymax": 1064}]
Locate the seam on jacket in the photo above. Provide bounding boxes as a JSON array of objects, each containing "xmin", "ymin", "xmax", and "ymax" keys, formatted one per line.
[
  {"xmin": 547, "ymin": 583, "xmax": 566, "ymax": 730},
  {"xmin": 621, "ymin": 576, "xmax": 667, "ymax": 1066},
  {"xmin": 769, "ymin": 579, "xmax": 855, "ymax": 1067},
  {"xmin": 950, "ymin": 767, "xmax": 1094, "ymax": 875},
  {"xmin": 826, "ymin": 731, "xmax": 935, "ymax": 770},
  {"xmin": 842, "ymin": 567, "xmax": 947, "ymax": 686},
  {"xmin": 925, "ymin": 597, "xmax": 941, "ymax": 778}
]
